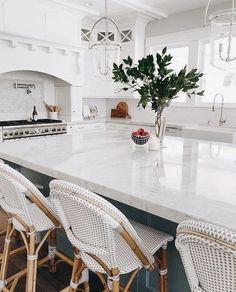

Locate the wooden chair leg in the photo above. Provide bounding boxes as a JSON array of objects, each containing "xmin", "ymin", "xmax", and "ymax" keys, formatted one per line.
[
  {"xmin": 122, "ymin": 269, "xmax": 139, "ymax": 292},
  {"xmin": 68, "ymin": 254, "xmax": 85, "ymax": 292},
  {"xmin": 112, "ymin": 280, "xmax": 120, "ymax": 292},
  {"xmin": 111, "ymin": 268, "xmax": 120, "ymax": 292},
  {"xmin": 0, "ymin": 221, "xmax": 14, "ymax": 290},
  {"xmin": 48, "ymin": 229, "xmax": 57, "ymax": 273},
  {"xmin": 159, "ymin": 244, "xmax": 168, "ymax": 292},
  {"xmin": 25, "ymin": 232, "xmax": 37, "ymax": 292}
]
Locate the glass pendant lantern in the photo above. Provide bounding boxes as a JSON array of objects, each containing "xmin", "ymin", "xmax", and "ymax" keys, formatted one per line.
[
  {"xmin": 205, "ymin": 0, "xmax": 236, "ymax": 71},
  {"xmin": 89, "ymin": 0, "xmax": 121, "ymax": 80}
]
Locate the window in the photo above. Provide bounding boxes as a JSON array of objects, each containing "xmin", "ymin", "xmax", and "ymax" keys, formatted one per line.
[
  {"xmin": 120, "ymin": 29, "xmax": 132, "ymax": 43},
  {"xmin": 154, "ymin": 45, "xmax": 189, "ymax": 102},
  {"xmin": 81, "ymin": 28, "xmax": 90, "ymax": 42},
  {"xmin": 97, "ymin": 32, "xmax": 114, "ymax": 42},
  {"xmin": 201, "ymin": 42, "xmax": 236, "ymax": 103}
]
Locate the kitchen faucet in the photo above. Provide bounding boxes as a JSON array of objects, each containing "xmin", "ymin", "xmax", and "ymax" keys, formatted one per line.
[{"xmin": 212, "ymin": 93, "xmax": 226, "ymax": 126}]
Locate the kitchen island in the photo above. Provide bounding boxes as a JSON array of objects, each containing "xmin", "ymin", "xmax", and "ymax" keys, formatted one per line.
[{"xmin": 1, "ymin": 130, "xmax": 236, "ymax": 291}]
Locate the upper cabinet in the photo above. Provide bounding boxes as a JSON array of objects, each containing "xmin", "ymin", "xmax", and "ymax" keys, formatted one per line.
[{"xmin": 0, "ymin": 0, "xmax": 83, "ymax": 45}]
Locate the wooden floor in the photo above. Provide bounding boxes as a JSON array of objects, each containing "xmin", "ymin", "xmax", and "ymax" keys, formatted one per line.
[{"xmin": 0, "ymin": 232, "xmax": 104, "ymax": 292}]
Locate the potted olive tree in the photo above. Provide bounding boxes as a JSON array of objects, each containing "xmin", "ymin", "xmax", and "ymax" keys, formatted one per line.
[{"xmin": 112, "ymin": 47, "xmax": 204, "ymax": 142}]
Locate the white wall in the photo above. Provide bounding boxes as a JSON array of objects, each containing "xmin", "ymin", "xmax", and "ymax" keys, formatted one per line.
[{"xmin": 0, "ymin": 71, "xmax": 56, "ymax": 120}]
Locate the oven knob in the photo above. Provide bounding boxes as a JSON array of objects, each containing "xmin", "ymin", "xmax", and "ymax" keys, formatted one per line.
[
  {"xmin": 14, "ymin": 131, "xmax": 18, "ymax": 136},
  {"xmin": 62, "ymin": 127, "xmax": 66, "ymax": 131},
  {"xmin": 19, "ymin": 131, "xmax": 23, "ymax": 135},
  {"xmin": 3, "ymin": 132, "xmax": 8, "ymax": 137},
  {"xmin": 25, "ymin": 130, "xmax": 29, "ymax": 135},
  {"xmin": 52, "ymin": 128, "xmax": 56, "ymax": 132},
  {"xmin": 57, "ymin": 128, "xmax": 61, "ymax": 131},
  {"xmin": 9, "ymin": 132, "xmax": 13, "ymax": 136},
  {"xmin": 35, "ymin": 128, "xmax": 40, "ymax": 134},
  {"xmin": 45, "ymin": 128, "xmax": 49, "ymax": 133},
  {"xmin": 30, "ymin": 130, "xmax": 35, "ymax": 134}
]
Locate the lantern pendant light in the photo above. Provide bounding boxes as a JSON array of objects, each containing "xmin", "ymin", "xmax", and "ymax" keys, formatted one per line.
[
  {"xmin": 89, "ymin": 0, "xmax": 121, "ymax": 79},
  {"xmin": 205, "ymin": 0, "xmax": 236, "ymax": 70}
]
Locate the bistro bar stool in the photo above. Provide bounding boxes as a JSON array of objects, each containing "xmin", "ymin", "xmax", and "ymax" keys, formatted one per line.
[
  {"xmin": 0, "ymin": 163, "xmax": 89, "ymax": 292},
  {"xmin": 0, "ymin": 160, "xmax": 13, "ymax": 263},
  {"xmin": 176, "ymin": 220, "xmax": 236, "ymax": 292},
  {"xmin": 50, "ymin": 179, "xmax": 173, "ymax": 292}
]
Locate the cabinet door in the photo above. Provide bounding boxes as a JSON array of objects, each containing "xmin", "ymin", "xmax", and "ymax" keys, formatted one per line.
[{"xmin": 90, "ymin": 123, "xmax": 105, "ymax": 130}]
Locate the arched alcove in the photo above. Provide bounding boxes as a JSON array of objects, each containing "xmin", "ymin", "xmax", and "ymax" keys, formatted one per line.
[{"xmin": 0, "ymin": 70, "xmax": 82, "ymax": 122}]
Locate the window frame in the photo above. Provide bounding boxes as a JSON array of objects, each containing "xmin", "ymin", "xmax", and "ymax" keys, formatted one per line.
[
  {"xmin": 150, "ymin": 42, "xmax": 190, "ymax": 105},
  {"xmin": 146, "ymin": 27, "xmax": 236, "ymax": 108}
]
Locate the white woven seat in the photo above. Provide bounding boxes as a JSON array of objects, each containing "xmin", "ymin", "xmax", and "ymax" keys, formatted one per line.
[
  {"xmin": 131, "ymin": 220, "xmax": 173, "ymax": 255},
  {"xmin": 0, "ymin": 164, "xmax": 89, "ymax": 292},
  {"xmin": 176, "ymin": 220, "xmax": 236, "ymax": 292},
  {"xmin": 50, "ymin": 179, "xmax": 173, "ymax": 292}
]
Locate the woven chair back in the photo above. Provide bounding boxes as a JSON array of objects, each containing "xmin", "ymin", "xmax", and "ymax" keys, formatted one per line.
[
  {"xmin": 50, "ymin": 179, "xmax": 155, "ymax": 272},
  {"xmin": 0, "ymin": 163, "xmax": 59, "ymax": 227},
  {"xmin": 176, "ymin": 220, "xmax": 236, "ymax": 292}
]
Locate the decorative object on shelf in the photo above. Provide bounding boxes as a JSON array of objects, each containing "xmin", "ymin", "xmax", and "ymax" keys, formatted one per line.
[
  {"xmin": 111, "ymin": 101, "xmax": 131, "ymax": 118},
  {"xmin": 83, "ymin": 105, "xmax": 99, "ymax": 120},
  {"xmin": 89, "ymin": 105, "xmax": 98, "ymax": 119},
  {"xmin": 112, "ymin": 47, "xmax": 204, "ymax": 145},
  {"xmin": 89, "ymin": 0, "xmax": 121, "ymax": 79},
  {"xmin": 204, "ymin": 0, "xmax": 236, "ymax": 70},
  {"xmin": 131, "ymin": 128, "xmax": 150, "ymax": 146},
  {"xmin": 45, "ymin": 102, "xmax": 61, "ymax": 120}
]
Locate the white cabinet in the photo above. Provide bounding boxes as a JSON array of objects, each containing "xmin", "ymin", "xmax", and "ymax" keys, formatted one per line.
[{"xmin": 70, "ymin": 123, "xmax": 105, "ymax": 133}]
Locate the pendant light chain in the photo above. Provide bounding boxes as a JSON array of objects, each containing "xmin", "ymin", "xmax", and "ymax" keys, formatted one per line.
[{"xmin": 105, "ymin": 0, "xmax": 108, "ymax": 43}]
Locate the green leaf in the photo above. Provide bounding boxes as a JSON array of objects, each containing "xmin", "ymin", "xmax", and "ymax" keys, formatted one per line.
[{"xmin": 162, "ymin": 47, "xmax": 167, "ymax": 55}]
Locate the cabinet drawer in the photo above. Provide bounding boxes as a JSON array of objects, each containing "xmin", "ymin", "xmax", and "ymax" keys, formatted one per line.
[{"xmin": 106, "ymin": 123, "xmax": 133, "ymax": 131}]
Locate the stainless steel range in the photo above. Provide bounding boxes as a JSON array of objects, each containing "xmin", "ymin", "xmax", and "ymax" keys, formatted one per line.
[{"xmin": 0, "ymin": 119, "xmax": 67, "ymax": 141}]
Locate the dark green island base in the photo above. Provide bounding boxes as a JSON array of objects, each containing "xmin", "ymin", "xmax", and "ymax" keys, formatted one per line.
[{"xmin": 6, "ymin": 161, "xmax": 190, "ymax": 292}]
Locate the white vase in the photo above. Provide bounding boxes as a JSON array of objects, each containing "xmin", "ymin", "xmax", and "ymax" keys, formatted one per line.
[
  {"xmin": 148, "ymin": 135, "xmax": 160, "ymax": 151},
  {"xmin": 48, "ymin": 112, "xmax": 58, "ymax": 120}
]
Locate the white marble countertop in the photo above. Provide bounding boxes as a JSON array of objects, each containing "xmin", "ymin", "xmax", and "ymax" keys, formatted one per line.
[{"xmin": 1, "ymin": 130, "xmax": 236, "ymax": 231}]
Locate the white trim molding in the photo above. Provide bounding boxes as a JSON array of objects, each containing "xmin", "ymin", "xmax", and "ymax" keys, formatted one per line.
[{"xmin": 112, "ymin": 0, "xmax": 168, "ymax": 19}]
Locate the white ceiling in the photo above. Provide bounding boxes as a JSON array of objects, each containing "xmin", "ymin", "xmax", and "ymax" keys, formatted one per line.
[{"xmin": 54, "ymin": 0, "xmax": 231, "ymax": 19}]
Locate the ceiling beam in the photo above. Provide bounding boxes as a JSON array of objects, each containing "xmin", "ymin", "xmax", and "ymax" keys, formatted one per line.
[{"xmin": 112, "ymin": 0, "xmax": 168, "ymax": 19}]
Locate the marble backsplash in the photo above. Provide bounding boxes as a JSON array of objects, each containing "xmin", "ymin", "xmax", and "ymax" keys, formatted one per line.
[
  {"xmin": 0, "ymin": 71, "xmax": 56, "ymax": 121},
  {"xmin": 0, "ymin": 79, "xmax": 45, "ymax": 115}
]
